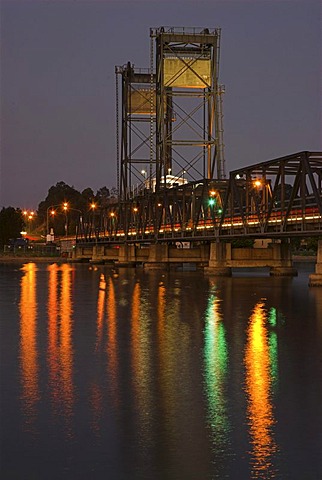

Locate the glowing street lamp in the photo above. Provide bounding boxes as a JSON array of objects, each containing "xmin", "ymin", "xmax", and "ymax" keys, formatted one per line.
[
  {"xmin": 89, "ymin": 202, "xmax": 97, "ymax": 236},
  {"xmin": 62, "ymin": 203, "xmax": 84, "ymax": 237},
  {"xmin": 22, "ymin": 209, "xmax": 36, "ymax": 234},
  {"xmin": 46, "ymin": 204, "xmax": 62, "ymax": 240}
]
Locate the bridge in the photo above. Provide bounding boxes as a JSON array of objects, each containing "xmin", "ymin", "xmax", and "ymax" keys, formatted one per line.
[
  {"xmin": 65, "ymin": 27, "xmax": 322, "ymax": 284},
  {"xmin": 69, "ymin": 149, "xmax": 322, "ymax": 285},
  {"xmin": 76, "ymin": 150, "xmax": 321, "ymax": 243}
]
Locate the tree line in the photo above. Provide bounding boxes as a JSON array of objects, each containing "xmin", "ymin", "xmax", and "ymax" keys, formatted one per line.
[{"xmin": 0, "ymin": 181, "xmax": 117, "ymax": 245}]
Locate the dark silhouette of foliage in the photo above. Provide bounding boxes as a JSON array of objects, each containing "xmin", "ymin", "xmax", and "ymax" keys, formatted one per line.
[
  {"xmin": 34, "ymin": 182, "xmax": 115, "ymax": 236},
  {"xmin": 0, "ymin": 207, "xmax": 24, "ymax": 246}
]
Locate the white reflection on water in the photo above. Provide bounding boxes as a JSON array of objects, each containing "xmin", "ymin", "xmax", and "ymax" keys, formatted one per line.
[
  {"xmin": 130, "ymin": 281, "xmax": 155, "ymax": 449},
  {"xmin": 19, "ymin": 263, "xmax": 39, "ymax": 431},
  {"xmin": 245, "ymin": 301, "xmax": 278, "ymax": 478}
]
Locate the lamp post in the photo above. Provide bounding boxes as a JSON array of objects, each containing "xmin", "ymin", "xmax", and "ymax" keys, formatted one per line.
[
  {"xmin": 46, "ymin": 204, "xmax": 63, "ymax": 242},
  {"xmin": 46, "ymin": 203, "xmax": 83, "ymax": 241},
  {"xmin": 141, "ymin": 170, "xmax": 147, "ymax": 187},
  {"xmin": 90, "ymin": 202, "xmax": 96, "ymax": 239},
  {"xmin": 62, "ymin": 203, "xmax": 84, "ymax": 237},
  {"xmin": 63, "ymin": 202, "xmax": 68, "ymax": 236},
  {"xmin": 23, "ymin": 210, "xmax": 35, "ymax": 235}
]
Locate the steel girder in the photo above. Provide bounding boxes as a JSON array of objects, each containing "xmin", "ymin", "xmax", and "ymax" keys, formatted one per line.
[{"xmin": 78, "ymin": 151, "xmax": 322, "ymax": 243}]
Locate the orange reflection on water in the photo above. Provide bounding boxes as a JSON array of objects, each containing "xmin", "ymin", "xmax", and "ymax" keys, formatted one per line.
[
  {"xmin": 106, "ymin": 277, "xmax": 118, "ymax": 402},
  {"xmin": 59, "ymin": 264, "xmax": 74, "ymax": 420},
  {"xmin": 157, "ymin": 282, "xmax": 166, "ymax": 336},
  {"xmin": 19, "ymin": 263, "xmax": 39, "ymax": 428},
  {"xmin": 95, "ymin": 277, "xmax": 106, "ymax": 351},
  {"xmin": 131, "ymin": 282, "xmax": 141, "ymax": 379},
  {"xmin": 47, "ymin": 264, "xmax": 60, "ymax": 410},
  {"xmin": 245, "ymin": 301, "xmax": 277, "ymax": 478}
]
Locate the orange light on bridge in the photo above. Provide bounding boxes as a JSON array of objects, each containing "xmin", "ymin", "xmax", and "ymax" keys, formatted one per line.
[{"xmin": 254, "ymin": 180, "xmax": 262, "ymax": 188}]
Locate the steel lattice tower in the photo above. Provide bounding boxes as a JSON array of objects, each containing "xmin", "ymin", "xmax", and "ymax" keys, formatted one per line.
[
  {"xmin": 115, "ymin": 27, "xmax": 225, "ymax": 201},
  {"xmin": 151, "ymin": 26, "xmax": 224, "ymax": 192}
]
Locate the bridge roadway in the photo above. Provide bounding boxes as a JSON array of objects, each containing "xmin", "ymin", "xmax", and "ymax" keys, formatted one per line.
[{"xmin": 62, "ymin": 151, "xmax": 322, "ymax": 284}]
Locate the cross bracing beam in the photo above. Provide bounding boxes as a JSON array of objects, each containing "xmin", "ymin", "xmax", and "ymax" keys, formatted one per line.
[{"xmin": 77, "ymin": 151, "xmax": 322, "ymax": 244}]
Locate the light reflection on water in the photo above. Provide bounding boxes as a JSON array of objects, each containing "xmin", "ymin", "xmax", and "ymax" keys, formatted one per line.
[
  {"xmin": 46, "ymin": 263, "xmax": 74, "ymax": 435},
  {"xmin": 244, "ymin": 301, "xmax": 278, "ymax": 478},
  {"xmin": 106, "ymin": 275, "xmax": 119, "ymax": 406},
  {"xmin": 2, "ymin": 262, "xmax": 320, "ymax": 478},
  {"xmin": 19, "ymin": 263, "xmax": 39, "ymax": 431},
  {"xmin": 203, "ymin": 287, "xmax": 230, "ymax": 454}
]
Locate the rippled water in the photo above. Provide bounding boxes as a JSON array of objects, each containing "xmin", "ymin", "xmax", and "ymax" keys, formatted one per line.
[{"xmin": 1, "ymin": 261, "xmax": 322, "ymax": 479}]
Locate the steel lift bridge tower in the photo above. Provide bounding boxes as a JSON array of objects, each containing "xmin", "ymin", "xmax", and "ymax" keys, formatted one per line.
[{"xmin": 115, "ymin": 26, "xmax": 225, "ymax": 202}]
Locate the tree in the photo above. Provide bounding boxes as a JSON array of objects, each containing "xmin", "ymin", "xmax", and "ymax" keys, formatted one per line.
[
  {"xmin": 37, "ymin": 181, "xmax": 84, "ymax": 235},
  {"xmin": 95, "ymin": 187, "xmax": 110, "ymax": 208},
  {"xmin": 0, "ymin": 207, "xmax": 24, "ymax": 246}
]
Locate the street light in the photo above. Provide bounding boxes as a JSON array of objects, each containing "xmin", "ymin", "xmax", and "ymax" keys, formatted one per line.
[
  {"xmin": 22, "ymin": 210, "xmax": 36, "ymax": 234},
  {"xmin": 46, "ymin": 203, "xmax": 83, "ymax": 240},
  {"xmin": 46, "ymin": 204, "xmax": 63, "ymax": 241},
  {"xmin": 63, "ymin": 203, "xmax": 84, "ymax": 237},
  {"xmin": 63, "ymin": 203, "xmax": 68, "ymax": 236},
  {"xmin": 89, "ymin": 202, "xmax": 97, "ymax": 238}
]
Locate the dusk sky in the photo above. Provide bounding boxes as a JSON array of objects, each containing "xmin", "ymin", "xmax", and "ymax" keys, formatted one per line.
[{"xmin": 1, "ymin": 0, "xmax": 321, "ymax": 209}]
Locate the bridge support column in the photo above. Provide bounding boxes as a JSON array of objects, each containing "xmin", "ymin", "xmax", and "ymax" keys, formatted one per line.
[
  {"xmin": 92, "ymin": 244, "xmax": 105, "ymax": 261},
  {"xmin": 309, "ymin": 240, "xmax": 322, "ymax": 286},
  {"xmin": 269, "ymin": 242, "xmax": 298, "ymax": 276},
  {"xmin": 72, "ymin": 245, "xmax": 82, "ymax": 259},
  {"xmin": 117, "ymin": 244, "xmax": 136, "ymax": 266},
  {"xmin": 144, "ymin": 244, "xmax": 169, "ymax": 269},
  {"xmin": 204, "ymin": 242, "xmax": 232, "ymax": 276}
]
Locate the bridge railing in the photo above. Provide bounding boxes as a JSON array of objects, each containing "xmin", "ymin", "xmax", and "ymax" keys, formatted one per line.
[{"xmin": 76, "ymin": 151, "xmax": 322, "ymax": 243}]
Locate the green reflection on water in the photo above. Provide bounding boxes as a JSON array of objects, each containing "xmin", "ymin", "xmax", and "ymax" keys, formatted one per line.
[
  {"xmin": 268, "ymin": 308, "xmax": 279, "ymax": 393},
  {"xmin": 204, "ymin": 291, "xmax": 229, "ymax": 444}
]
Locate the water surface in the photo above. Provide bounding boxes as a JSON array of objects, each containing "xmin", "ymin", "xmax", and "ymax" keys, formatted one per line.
[{"xmin": 1, "ymin": 261, "xmax": 321, "ymax": 479}]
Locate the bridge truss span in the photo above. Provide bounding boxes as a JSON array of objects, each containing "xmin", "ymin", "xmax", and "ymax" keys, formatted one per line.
[
  {"xmin": 223, "ymin": 151, "xmax": 322, "ymax": 238},
  {"xmin": 77, "ymin": 151, "xmax": 322, "ymax": 244}
]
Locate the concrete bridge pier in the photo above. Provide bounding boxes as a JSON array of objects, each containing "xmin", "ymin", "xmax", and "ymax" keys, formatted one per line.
[
  {"xmin": 269, "ymin": 242, "xmax": 298, "ymax": 276},
  {"xmin": 309, "ymin": 240, "xmax": 322, "ymax": 286},
  {"xmin": 118, "ymin": 244, "xmax": 136, "ymax": 266},
  {"xmin": 144, "ymin": 244, "xmax": 170, "ymax": 270},
  {"xmin": 204, "ymin": 240, "xmax": 297, "ymax": 276},
  {"xmin": 204, "ymin": 242, "xmax": 232, "ymax": 276},
  {"xmin": 92, "ymin": 244, "xmax": 105, "ymax": 262}
]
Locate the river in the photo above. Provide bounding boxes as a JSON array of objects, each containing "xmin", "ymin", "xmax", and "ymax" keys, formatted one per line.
[{"xmin": 1, "ymin": 260, "xmax": 321, "ymax": 479}]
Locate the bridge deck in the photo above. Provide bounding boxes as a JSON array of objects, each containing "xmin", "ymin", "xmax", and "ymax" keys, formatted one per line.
[{"xmin": 76, "ymin": 151, "xmax": 322, "ymax": 244}]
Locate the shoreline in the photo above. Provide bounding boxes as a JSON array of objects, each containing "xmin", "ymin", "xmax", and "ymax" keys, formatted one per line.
[
  {"xmin": 0, "ymin": 255, "xmax": 317, "ymax": 264},
  {"xmin": 0, "ymin": 256, "xmax": 67, "ymax": 263}
]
